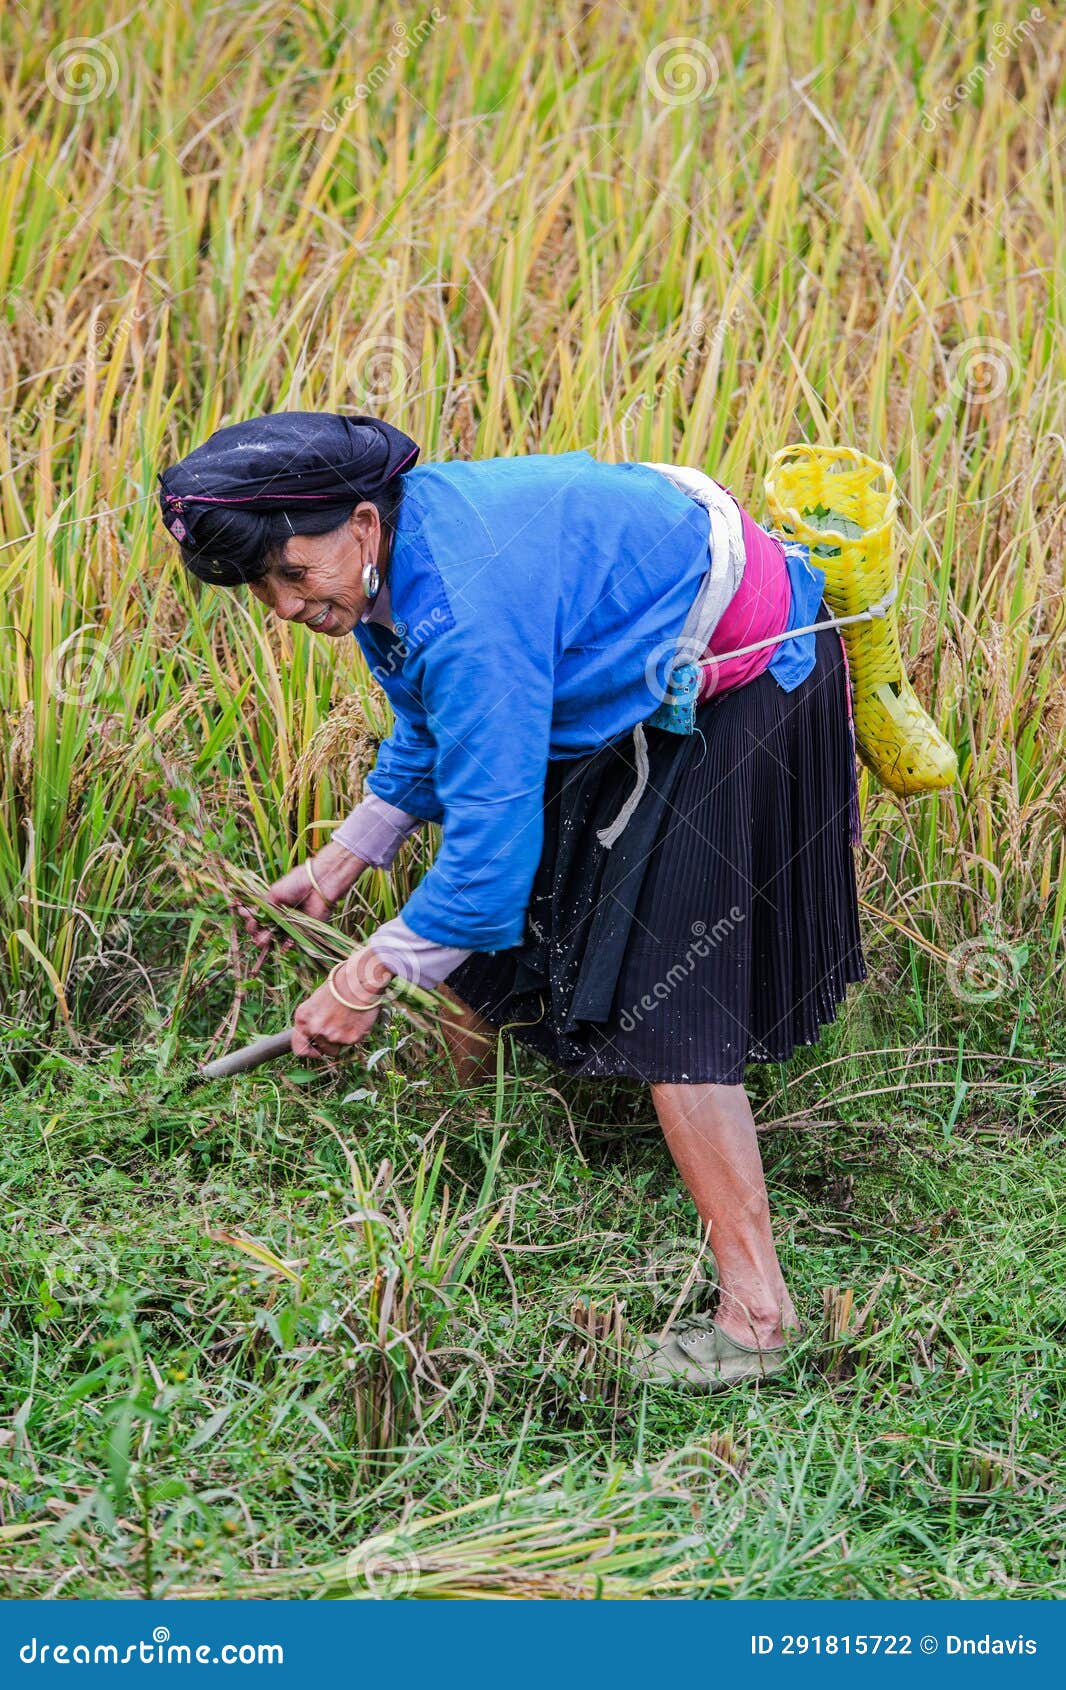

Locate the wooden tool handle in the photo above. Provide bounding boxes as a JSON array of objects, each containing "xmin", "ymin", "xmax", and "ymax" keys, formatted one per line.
[{"xmin": 199, "ymin": 1027, "xmax": 294, "ymax": 1079}]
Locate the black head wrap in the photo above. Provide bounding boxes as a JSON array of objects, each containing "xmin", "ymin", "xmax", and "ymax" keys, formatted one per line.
[{"xmin": 157, "ymin": 411, "xmax": 420, "ymax": 586}]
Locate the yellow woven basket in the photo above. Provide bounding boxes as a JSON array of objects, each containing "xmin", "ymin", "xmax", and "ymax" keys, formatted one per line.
[{"xmin": 763, "ymin": 444, "xmax": 958, "ymax": 797}]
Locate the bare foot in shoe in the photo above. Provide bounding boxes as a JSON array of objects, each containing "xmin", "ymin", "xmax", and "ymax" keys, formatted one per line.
[{"xmin": 714, "ymin": 1289, "xmax": 803, "ymax": 1350}]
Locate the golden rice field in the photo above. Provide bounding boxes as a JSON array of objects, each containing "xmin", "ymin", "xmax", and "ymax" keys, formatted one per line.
[{"xmin": 1, "ymin": 0, "xmax": 1064, "ymax": 1599}]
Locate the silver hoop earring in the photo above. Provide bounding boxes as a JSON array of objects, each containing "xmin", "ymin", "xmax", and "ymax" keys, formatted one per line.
[{"xmin": 362, "ymin": 558, "xmax": 380, "ymax": 601}]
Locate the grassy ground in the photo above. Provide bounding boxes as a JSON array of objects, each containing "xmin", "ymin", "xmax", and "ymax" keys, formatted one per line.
[
  {"xmin": 2, "ymin": 0, "xmax": 1065, "ymax": 1597},
  {"xmin": 3, "ymin": 940, "xmax": 1065, "ymax": 1597}
]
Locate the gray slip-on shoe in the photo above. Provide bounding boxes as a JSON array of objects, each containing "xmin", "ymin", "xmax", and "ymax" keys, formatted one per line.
[{"xmin": 632, "ymin": 1314, "xmax": 794, "ymax": 1392}]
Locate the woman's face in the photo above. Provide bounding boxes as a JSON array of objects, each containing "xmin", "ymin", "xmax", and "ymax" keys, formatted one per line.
[{"xmin": 247, "ymin": 501, "xmax": 385, "ymax": 637}]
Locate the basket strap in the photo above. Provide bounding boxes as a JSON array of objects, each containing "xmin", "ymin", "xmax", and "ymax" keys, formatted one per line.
[{"xmin": 699, "ymin": 584, "xmax": 898, "ymax": 667}]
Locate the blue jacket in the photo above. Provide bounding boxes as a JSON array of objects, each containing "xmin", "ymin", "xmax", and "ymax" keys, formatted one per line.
[{"xmin": 352, "ymin": 450, "xmax": 824, "ymax": 951}]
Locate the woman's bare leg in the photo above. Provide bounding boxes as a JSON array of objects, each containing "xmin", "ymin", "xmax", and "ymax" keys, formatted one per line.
[
  {"xmin": 650, "ymin": 1081, "xmax": 800, "ymax": 1348},
  {"xmin": 436, "ymin": 985, "xmax": 498, "ymax": 1084}
]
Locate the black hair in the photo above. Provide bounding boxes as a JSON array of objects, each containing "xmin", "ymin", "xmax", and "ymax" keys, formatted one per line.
[{"xmin": 176, "ymin": 475, "xmax": 406, "ymax": 588}]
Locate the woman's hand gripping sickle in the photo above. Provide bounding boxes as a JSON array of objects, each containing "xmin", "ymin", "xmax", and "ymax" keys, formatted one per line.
[{"xmin": 292, "ymin": 944, "xmax": 397, "ymax": 1062}]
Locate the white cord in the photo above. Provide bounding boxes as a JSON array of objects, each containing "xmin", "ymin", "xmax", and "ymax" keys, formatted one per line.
[
  {"xmin": 596, "ymin": 722, "xmax": 650, "ymax": 848},
  {"xmin": 698, "ymin": 585, "xmax": 897, "ymax": 667}
]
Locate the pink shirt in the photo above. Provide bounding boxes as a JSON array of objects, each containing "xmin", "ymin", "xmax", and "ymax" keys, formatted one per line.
[{"xmin": 698, "ymin": 499, "xmax": 792, "ymax": 699}]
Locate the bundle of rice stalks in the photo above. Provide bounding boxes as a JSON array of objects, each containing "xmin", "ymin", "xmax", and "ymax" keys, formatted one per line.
[
  {"xmin": 178, "ymin": 1463, "xmax": 722, "ymax": 1600},
  {"xmin": 151, "ymin": 790, "xmax": 468, "ymax": 1050}
]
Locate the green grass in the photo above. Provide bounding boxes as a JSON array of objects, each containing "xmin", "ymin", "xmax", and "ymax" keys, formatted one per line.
[
  {"xmin": 2, "ymin": 936, "xmax": 1064, "ymax": 1597},
  {"xmin": 2, "ymin": 0, "xmax": 1065, "ymax": 1598}
]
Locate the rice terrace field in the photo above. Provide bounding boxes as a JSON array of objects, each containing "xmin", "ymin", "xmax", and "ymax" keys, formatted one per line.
[{"xmin": 2, "ymin": 0, "xmax": 1065, "ymax": 1600}]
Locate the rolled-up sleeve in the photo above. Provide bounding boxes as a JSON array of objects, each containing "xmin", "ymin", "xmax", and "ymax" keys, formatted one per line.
[
  {"xmin": 333, "ymin": 793, "xmax": 423, "ymax": 868},
  {"xmin": 368, "ymin": 915, "xmax": 472, "ymax": 988}
]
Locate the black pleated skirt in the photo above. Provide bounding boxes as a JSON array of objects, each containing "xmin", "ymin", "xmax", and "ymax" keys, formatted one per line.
[{"xmin": 445, "ymin": 611, "xmax": 867, "ymax": 1085}]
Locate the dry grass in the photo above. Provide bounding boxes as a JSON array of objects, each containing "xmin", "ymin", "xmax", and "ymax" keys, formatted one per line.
[{"xmin": 1, "ymin": 0, "xmax": 1064, "ymax": 1040}]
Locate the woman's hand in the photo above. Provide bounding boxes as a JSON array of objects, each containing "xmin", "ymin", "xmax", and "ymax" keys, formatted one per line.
[
  {"xmin": 235, "ymin": 842, "xmax": 366, "ymax": 951},
  {"xmin": 291, "ymin": 946, "xmax": 396, "ymax": 1061}
]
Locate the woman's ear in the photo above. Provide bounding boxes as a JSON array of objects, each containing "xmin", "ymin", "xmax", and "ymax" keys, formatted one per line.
[{"xmin": 348, "ymin": 500, "xmax": 379, "ymax": 549}]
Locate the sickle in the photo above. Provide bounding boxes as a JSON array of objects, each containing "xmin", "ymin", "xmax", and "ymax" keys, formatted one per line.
[{"xmin": 198, "ymin": 1027, "xmax": 295, "ymax": 1080}]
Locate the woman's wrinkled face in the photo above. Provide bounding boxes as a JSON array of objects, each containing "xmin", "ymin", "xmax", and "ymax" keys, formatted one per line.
[{"xmin": 247, "ymin": 501, "xmax": 384, "ymax": 636}]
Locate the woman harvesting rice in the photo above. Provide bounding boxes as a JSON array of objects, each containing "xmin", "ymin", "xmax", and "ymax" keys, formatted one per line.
[{"xmin": 158, "ymin": 412, "xmax": 867, "ymax": 1392}]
